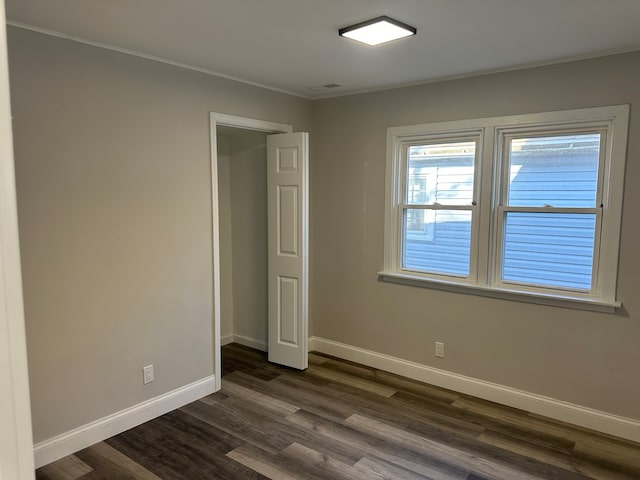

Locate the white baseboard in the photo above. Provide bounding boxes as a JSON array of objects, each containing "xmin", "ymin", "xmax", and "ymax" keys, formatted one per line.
[
  {"xmin": 308, "ymin": 336, "xmax": 640, "ymax": 443},
  {"xmin": 34, "ymin": 375, "xmax": 216, "ymax": 468},
  {"xmin": 229, "ymin": 334, "xmax": 267, "ymax": 352},
  {"xmin": 221, "ymin": 334, "xmax": 234, "ymax": 346}
]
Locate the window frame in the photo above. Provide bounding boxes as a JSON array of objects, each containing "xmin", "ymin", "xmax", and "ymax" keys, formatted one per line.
[{"xmin": 381, "ymin": 105, "xmax": 629, "ymax": 312}]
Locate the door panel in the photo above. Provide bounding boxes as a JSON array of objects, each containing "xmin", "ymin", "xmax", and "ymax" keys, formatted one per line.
[
  {"xmin": 278, "ymin": 186, "xmax": 298, "ymax": 256},
  {"xmin": 267, "ymin": 133, "xmax": 308, "ymax": 369}
]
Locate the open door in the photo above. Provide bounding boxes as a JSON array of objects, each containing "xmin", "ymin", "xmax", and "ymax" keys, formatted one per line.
[{"xmin": 267, "ymin": 132, "xmax": 309, "ymax": 370}]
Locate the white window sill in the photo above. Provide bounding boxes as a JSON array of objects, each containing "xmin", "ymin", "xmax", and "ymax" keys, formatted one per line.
[{"xmin": 378, "ymin": 271, "xmax": 620, "ymax": 313}]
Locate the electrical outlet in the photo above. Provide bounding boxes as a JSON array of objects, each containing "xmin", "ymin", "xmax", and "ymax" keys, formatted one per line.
[
  {"xmin": 435, "ymin": 342, "xmax": 445, "ymax": 358},
  {"xmin": 143, "ymin": 365, "xmax": 154, "ymax": 385}
]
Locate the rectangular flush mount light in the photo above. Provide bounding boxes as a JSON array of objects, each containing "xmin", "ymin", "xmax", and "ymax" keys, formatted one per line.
[{"xmin": 339, "ymin": 16, "xmax": 416, "ymax": 46}]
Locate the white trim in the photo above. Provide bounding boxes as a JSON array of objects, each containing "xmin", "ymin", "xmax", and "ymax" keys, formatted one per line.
[
  {"xmin": 209, "ymin": 114, "xmax": 292, "ymax": 392},
  {"xmin": 6, "ymin": 22, "xmax": 306, "ymax": 99},
  {"xmin": 233, "ymin": 334, "xmax": 268, "ymax": 352},
  {"xmin": 220, "ymin": 334, "xmax": 268, "ymax": 352},
  {"xmin": 0, "ymin": 3, "xmax": 36, "ymax": 478},
  {"xmin": 378, "ymin": 271, "xmax": 619, "ymax": 313},
  {"xmin": 33, "ymin": 375, "xmax": 216, "ymax": 468},
  {"xmin": 308, "ymin": 337, "xmax": 640, "ymax": 443}
]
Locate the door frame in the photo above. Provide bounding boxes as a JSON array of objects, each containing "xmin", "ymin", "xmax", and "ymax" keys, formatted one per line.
[
  {"xmin": 209, "ymin": 112, "xmax": 292, "ymax": 391},
  {"xmin": 0, "ymin": 2, "xmax": 36, "ymax": 477}
]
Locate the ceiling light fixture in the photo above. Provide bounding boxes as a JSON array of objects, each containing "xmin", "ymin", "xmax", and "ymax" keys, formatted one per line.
[{"xmin": 339, "ymin": 16, "xmax": 416, "ymax": 46}]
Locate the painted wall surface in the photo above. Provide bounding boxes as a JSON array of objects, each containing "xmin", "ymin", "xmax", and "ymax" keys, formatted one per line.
[
  {"xmin": 218, "ymin": 130, "xmax": 269, "ymax": 346},
  {"xmin": 229, "ymin": 132, "xmax": 269, "ymax": 345},
  {"xmin": 217, "ymin": 137, "xmax": 234, "ymax": 341},
  {"xmin": 311, "ymin": 51, "xmax": 640, "ymax": 420},
  {"xmin": 8, "ymin": 27, "xmax": 311, "ymax": 443}
]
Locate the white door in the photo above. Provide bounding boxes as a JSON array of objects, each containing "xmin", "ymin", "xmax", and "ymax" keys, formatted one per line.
[{"xmin": 267, "ymin": 133, "xmax": 309, "ymax": 370}]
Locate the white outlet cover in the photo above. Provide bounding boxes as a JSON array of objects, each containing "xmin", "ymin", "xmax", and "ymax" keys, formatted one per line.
[{"xmin": 143, "ymin": 365, "xmax": 154, "ymax": 384}]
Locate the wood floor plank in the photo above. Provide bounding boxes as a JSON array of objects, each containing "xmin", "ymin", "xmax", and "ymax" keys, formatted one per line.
[
  {"xmin": 279, "ymin": 442, "xmax": 376, "ymax": 480},
  {"xmin": 71, "ymin": 443, "xmax": 161, "ymax": 480},
  {"xmin": 286, "ymin": 408, "xmax": 469, "ymax": 480},
  {"xmin": 106, "ymin": 409, "xmax": 265, "ymax": 480},
  {"xmin": 314, "ymin": 353, "xmax": 459, "ymax": 404},
  {"xmin": 573, "ymin": 436, "xmax": 640, "ymax": 473},
  {"xmin": 348, "ymin": 413, "xmax": 590, "ymax": 480},
  {"xmin": 221, "ymin": 377, "xmax": 299, "ymax": 417},
  {"xmin": 305, "ymin": 364, "xmax": 398, "ymax": 397},
  {"xmin": 37, "ymin": 455, "xmax": 93, "ymax": 480},
  {"xmin": 479, "ymin": 430, "xmax": 639, "ymax": 480},
  {"xmin": 182, "ymin": 394, "xmax": 364, "ymax": 465},
  {"xmin": 308, "ymin": 352, "xmax": 328, "ymax": 365},
  {"xmin": 389, "ymin": 390, "xmax": 487, "ymax": 439},
  {"xmin": 453, "ymin": 396, "xmax": 605, "ymax": 448},
  {"xmin": 180, "ymin": 397, "xmax": 296, "ymax": 455},
  {"xmin": 229, "ymin": 371, "xmax": 355, "ymax": 420},
  {"xmin": 370, "ymin": 447, "xmax": 469, "ymax": 480},
  {"xmin": 407, "ymin": 421, "xmax": 594, "ymax": 480},
  {"xmin": 528, "ymin": 412, "xmax": 640, "ymax": 447},
  {"xmin": 285, "ymin": 408, "xmax": 383, "ymax": 456},
  {"xmin": 227, "ymin": 444, "xmax": 317, "ymax": 480},
  {"xmin": 354, "ymin": 454, "xmax": 439, "ymax": 480},
  {"xmin": 82, "ymin": 442, "xmax": 162, "ymax": 480},
  {"xmin": 273, "ymin": 374, "xmax": 419, "ymax": 427},
  {"xmin": 222, "ymin": 355, "xmax": 281, "ymax": 381},
  {"xmin": 197, "ymin": 391, "xmax": 227, "ymax": 406},
  {"xmin": 282, "ymin": 373, "xmax": 481, "ymax": 441}
]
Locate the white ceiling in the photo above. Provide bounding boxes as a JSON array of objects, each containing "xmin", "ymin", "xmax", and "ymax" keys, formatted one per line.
[{"xmin": 6, "ymin": 0, "xmax": 640, "ymax": 99}]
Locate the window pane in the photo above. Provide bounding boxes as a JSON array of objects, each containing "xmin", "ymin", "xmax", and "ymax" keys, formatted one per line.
[
  {"xmin": 407, "ymin": 141, "xmax": 475, "ymax": 205},
  {"xmin": 403, "ymin": 208, "xmax": 471, "ymax": 276},
  {"xmin": 502, "ymin": 212, "xmax": 595, "ymax": 290},
  {"xmin": 507, "ymin": 133, "xmax": 600, "ymax": 208}
]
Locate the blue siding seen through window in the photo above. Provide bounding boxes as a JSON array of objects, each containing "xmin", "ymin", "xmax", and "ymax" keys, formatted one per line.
[
  {"xmin": 502, "ymin": 213, "xmax": 596, "ymax": 290},
  {"xmin": 403, "ymin": 210, "xmax": 472, "ymax": 276},
  {"xmin": 508, "ymin": 134, "xmax": 600, "ymax": 208},
  {"xmin": 403, "ymin": 142, "xmax": 475, "ymax": 276},
  {"xmin": 501, "ymin": 133, "xmax": 600, "ymax": 290}
]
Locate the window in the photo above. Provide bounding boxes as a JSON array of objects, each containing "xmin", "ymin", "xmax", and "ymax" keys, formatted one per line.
[
  {"xmin": 403, "ymin": 138, "xmax": 478, "ymax": 276},
  {"xmin": 382, "ymin": 106, "xmax": 629, "ymax": 310}
]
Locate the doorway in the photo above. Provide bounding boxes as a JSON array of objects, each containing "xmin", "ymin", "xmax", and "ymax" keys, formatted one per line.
[
  {"xmin": 210, "ymin": 113, "xmax": 304, "ymax": 391},
  {"xmin": 217, "ymin": 126, "xmax": 270, "ymax": 353}
]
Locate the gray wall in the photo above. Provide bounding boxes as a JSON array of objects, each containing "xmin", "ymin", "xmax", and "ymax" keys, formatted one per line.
[
  {"xmin": 228, "ymin": 132, "xmax": 269, "ymax": 345},
  {"xmin": 311, "ymin": 51, "xmax": 640, "ymax": 420},
  {"xmin": 218, "ymin": 130, "xmax": 269, "ymax": 346},
  {"xmin": 217, "ymin": 137, "xmax": 234, "ymax": 341},
  {"xmin": 8, "ymin": 27, "xmax": 311, "ymax": 443}
]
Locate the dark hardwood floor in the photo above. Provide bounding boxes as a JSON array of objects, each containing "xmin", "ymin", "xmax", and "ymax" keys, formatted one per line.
[{"xmin": 37, "ymin": 343, "xmax": 640, "ymax": 479}]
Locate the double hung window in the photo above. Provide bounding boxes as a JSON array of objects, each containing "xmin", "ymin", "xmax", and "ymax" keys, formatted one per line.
[
  {"xmin": 382, "ymin": 106, "xmax": 629, "ymax": 310},
  {"xmin": 402, "ymin": 136, "xmax": 480, "ymax": 278}
]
